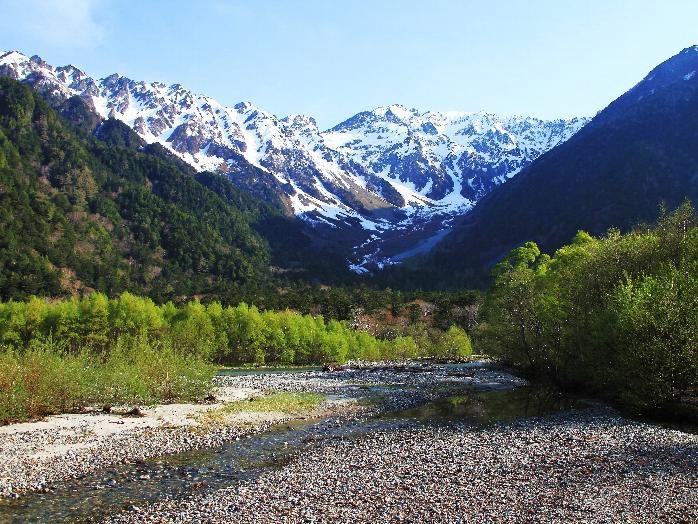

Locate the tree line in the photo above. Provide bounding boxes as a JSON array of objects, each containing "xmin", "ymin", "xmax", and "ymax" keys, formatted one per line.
[
  {"xmin": 0, "ymin": 292, "xmax": 473, "ymax": 424},
  {"xmin": 0, "ymin": 292, "xmax": 472, "ymax": 365}
]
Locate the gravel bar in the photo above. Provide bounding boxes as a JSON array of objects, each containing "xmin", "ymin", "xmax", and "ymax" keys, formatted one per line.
[
  {"xmin": 0, "ymin": 413, "xmax": 282, "ymax": 498},
  {"xmin": 111, "ymin": 409, "xmax": 698, "ymax": 523}
]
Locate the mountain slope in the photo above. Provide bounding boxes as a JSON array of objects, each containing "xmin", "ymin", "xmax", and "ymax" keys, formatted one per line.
[
  {"xmin": 0, "ymin": 50, "xmax": 586, "ymax": 269},
  {"xmin": 0, "ymin": 77, "xmax": 348, "ymax": 300},
  {"xmin": 404, "ymin": 46, "xmax": 698, "ymax": 288},
  {"xmin": 0, "ymin": 51, "xmax": 405, "ymax": 227}
]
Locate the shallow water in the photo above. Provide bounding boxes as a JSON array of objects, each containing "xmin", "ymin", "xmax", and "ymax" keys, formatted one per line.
[{"xmin": 0, "ymin": 367, "xmax": 579, "ymax": 523}]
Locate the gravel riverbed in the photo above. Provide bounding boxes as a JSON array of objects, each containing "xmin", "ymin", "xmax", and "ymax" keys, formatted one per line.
[
  {"xmin": 0, "ymin": 363, "xmax": 518, "ymax": 498},
  {"xmin": 110, "ymin": 409, "xmax": 698, "ymax": 523},
  {"xmin": 3, "ymin": 364, "xmax": 696, "ymax": 523},
  {"xmin": 0, "ymin": 407, "xmax": 280, "ymax": 498}
]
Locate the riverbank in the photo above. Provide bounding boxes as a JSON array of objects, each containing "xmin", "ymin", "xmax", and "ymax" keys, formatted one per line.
[
  {"xmin": 111, "ymin": 408, "xmax": 698, "ymax": 523},
  {"xmin": 3, "ymin": 363, "xmax": 695, "ymax": 523},
  {"xmin": 0, "ymin": 363, "xmax": 516, "ymax": 499},
  {"xmin": 0, "ymin": 378, "xmax": 352, "ymax": 498}
]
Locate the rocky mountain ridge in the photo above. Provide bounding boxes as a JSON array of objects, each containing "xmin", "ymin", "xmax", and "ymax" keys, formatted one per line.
[{"xmin": 0, "ymin": 50, "xmax": 587, "ymax": 269}]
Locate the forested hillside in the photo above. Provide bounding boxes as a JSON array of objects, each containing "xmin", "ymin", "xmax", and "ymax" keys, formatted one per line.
[
  {"xmin": 387, "ymin": 46, "xmax": 698, "ymax": 289},
  {"xmin": 0, "ymin": 78, "xmax": 349, "ymax": 301}
]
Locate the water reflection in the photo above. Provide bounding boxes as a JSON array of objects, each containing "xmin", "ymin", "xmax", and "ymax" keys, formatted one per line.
[{"xmin": 391, "ymin": 386, "xmax": 581, "ymax": 425}]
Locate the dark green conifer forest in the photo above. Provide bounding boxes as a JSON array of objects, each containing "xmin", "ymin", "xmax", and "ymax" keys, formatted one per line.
[{"xmin": 0, "ymin": 77, "xmax": 351, "ymax": 302}]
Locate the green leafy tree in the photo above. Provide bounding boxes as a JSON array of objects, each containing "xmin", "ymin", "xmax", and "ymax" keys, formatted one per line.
[{"xmin": 436, "ymin": 327, "xmax": 473, "ymax": 360}]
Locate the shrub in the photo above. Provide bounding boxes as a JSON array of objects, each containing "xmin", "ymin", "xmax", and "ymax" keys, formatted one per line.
[
  {"xmin": 436, "ymin": 326, "xmax": 473, "ymax": 360},
  {"xmin": 0, "ymin": 291, "xmax": 465, "ymax": 423}
]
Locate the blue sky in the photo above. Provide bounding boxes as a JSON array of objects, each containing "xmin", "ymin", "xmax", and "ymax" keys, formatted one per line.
[{"xmin": 1, "ymin": 0, "xmax": 697, "ymax": 128}]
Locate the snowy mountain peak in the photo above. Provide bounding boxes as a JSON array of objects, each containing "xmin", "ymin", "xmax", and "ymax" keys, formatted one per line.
[
  {"xmin": 379, "ymin": 104, "xmax": 419, "ymax": 122},
  {"xmin": 284, "ymin": 114, "xmax": 318, "ymax": 128},
  {"xmin": 323, "ymin": 103, "xmax": 587, "ymax": 205},
  {"xmin": 233, "ymin": 101, "xmax": 254, "ymax": 112},
  {"xmin": 0, "ymin": 50, "xmax": 30, "ymax": 64}
]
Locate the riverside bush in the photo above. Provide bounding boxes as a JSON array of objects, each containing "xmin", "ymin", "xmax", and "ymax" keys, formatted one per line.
[
  {"xmin": 480, "ymin": 203, "xmax": 698, "ymax": 412},
  {"xmin": 0, "ymin": 342, "xmax": 94, "ymax": 424},
  {"xmin": 0, "ymin": 334, "xmax": 215, "ymax": 424},
  {"xmin": 98, "ymin": 335, "xmax": 214, "ymax": 405}
]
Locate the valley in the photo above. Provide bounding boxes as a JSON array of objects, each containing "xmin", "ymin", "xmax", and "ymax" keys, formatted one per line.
[
  {"xmin": 2, "ymin": 364, "xmax": 695, "ymax": 523},
  {"xmin": 1, "ymin": 5, "xmax": 698, "ymax": 523}
]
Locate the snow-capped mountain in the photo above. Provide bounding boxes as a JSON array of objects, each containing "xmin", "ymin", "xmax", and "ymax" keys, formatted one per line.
[
  {"xmin": 325, "ymin": 106, "xmax": 586, "ymax": 208},
  {"xmin": 0, "ymin": 50, "xmax": 403, "ymax": 229},
  {"xmin": 0, "ymin": 50, "xmax": 588, "ymax": 269}
]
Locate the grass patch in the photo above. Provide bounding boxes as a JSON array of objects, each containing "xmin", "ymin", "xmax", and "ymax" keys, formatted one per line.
[
  {"xmin": 195, "ymin": 391, "xmax": 325, "ymax": 425},
  {"xmin": 0, "ymin": 334, "xmax": 215, "ymax": 425},
  {"xmin": 196, "ymin": 391, "xmax": 326, "ymax": 427},
  {"xmin": 222, "ymin": 391, "xmax": 326, "ymax": 414}
]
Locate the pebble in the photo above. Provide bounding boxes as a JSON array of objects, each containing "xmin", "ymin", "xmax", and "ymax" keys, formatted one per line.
[
  {"xmin": 0, "ymin": 362, "xmax": 508, "ymax": 499},
  {"xmin": 108, "ymin": 365, "xmax": 696, "ymax": 523}
]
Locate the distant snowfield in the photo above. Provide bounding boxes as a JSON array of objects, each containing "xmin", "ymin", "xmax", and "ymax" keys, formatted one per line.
[{"xmin": 0, "ymin": 50, "xmax": 588, "ymax": 270}]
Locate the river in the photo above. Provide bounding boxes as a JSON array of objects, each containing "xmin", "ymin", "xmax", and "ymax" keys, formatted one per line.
[{"xmin": 1, "ymin": 363, "xmax": 696, "ymax": 523}]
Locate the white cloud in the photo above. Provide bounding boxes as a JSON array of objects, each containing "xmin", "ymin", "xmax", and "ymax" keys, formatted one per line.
[{"xmin": 0, "ymin": 0, "xmax": 106, "ymax": 49}]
